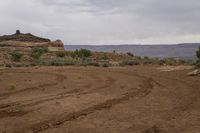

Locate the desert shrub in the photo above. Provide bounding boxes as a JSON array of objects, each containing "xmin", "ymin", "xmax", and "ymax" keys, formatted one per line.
[
  {"xmin": 163, "ymin": 58, "xmax": 176, "ymax": 65},
  {"xmin": 127, "ymin": 52, "xmax": 134, "ymax": 57},
  {"xmin": 31, "ymin": 46, "xmax": 48, "ymax": 59},
  {"xmin": 88, "ymin": 62, "xmax": 100, "ymax": 67},
  {"xmin": 48, "ymin": 58, "xmax": 76, "ymax": 66},
  {"xmin": 65, "ymin": 51, "xmax": 75, "ymax": 58},
  {"xmin": 5, "ymin": 64, "xmax": 12, "ymax": 68},
  {"xmin": 120, "ymin": 60, "xmax": 140, "ymax": 66},
  {"xmin": 142, "ymin": 57, "xmax": 159, "ymax": 65},
  {"xmin": 31, "ymin": 58, "xmax": 77, "ymax": 66},
  {"xmin": 196, "ymin": 47, "xmax": 200, "ymax": 67},
  {"xmin": 65, "ymin": 49, "xmax": 91, "ymax": 58},
  {"xmin": 101, "ymin": 55, "xmax": 109, "ymax": 60},
  {"xmin": 10, "ymin": 51, "xmax": 23, "ymax": 62},
  {"xmin": 56, "ymin": 51, "xmax": 65, "ymax": 57},
  {"xmin": 144, "ymin": 56, "xmax": 150, "ymax": 60},
  {"xmin": 143, "ymin": 60, "xmax": 153, "ymax": 64},
  {"xmin": 75, "ymin": 49, "xmax": 92, "ymax": 58},
  {"xmin": 195, "ymin": 61, "xmax": 200, "ymax": 67},
  {"xmin": 102, "ymin": 63, "xmax": 110, "ymax": 67},
  {"xmin": 141, "ymin": 56, "xmax": 153, "ymax": 64},
  {"xmin": 157, "ymin": 59, "xmax": 165, "ymax": 65},
  {"xmin": 197, "ymin": 47, "xmax": 200, "ymax": 60}
]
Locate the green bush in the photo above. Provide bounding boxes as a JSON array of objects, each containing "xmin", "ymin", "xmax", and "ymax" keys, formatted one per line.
[
  {"xmin": 49, "ymin": 58, "xmax": 76, "ymax": 66},
  {"xmin": 75, "ymin": 49, "xmax": 92, "ymax": 58},
  {"xmin": 197, "ymin": 47, "xmax": 200, "ymax": 60},
  {"xmin": 31, "ymin": 46, "xmax": 48, "ymax": 59},
  {"xmin": 102, "ymin": 63, "xmax": 110, "ymax": 67},
  {"xmin": 88, "ymin": 62, "xmax": 100, "ymax": 67},
  {"xmin": 195, "ymin": 60, "xmax": 200, "ymax": 67},
  {"xmin": 65, "ymin": 49, "xmax": 91, "ymax": 58},
  {"xmin": 127, "ymin": 52, "xmax": 134, "ymax": 57},
  {"xmin": 10, "ymin": 51, "xmax": 23, "ymax": 62},
  {"xmin": 195, "ymin": 47, "xmax": 200, "ymax": 67},
  {"xmin": 65, "ymin": 51, "xmax": 75, "ymax": 58},
  {"xmin": 120, "ymin": 60, "xmax": 140, "ymax": 66},
  {"xmin": 144, "ymin": 56, "xmax": 149, "ymax": 60},
  {"xmin": 56, "ymin": 51, "xmax": 66, "ymax": 57},
  {"xmin": 5, "ymin": 64, "xmax": 12, "ymax": 68},
  {"xmin": 101, "ymin": 55, "xmax": 109, "ymax": 60}
]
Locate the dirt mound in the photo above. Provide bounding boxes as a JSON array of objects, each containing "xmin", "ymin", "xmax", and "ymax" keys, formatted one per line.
[{"xmin": 0, "ymin": 30, "xmax": 50, "ymax": 43}]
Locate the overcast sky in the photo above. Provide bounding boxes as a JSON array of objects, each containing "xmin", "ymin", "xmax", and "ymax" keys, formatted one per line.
[{"xmin": 0, "ymin": 0, "xmax": 200, "ymax": 45}]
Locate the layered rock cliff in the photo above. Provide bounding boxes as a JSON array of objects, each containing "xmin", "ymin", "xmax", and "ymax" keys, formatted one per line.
[{"xmin": 0, "ymin": 31, "xmax": 65, "ymax": 66}]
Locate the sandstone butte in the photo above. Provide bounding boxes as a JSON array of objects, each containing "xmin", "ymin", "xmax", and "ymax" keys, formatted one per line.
[{"xmin": 0, "ymin": 30, "xmax": 65, "ymax": 65}]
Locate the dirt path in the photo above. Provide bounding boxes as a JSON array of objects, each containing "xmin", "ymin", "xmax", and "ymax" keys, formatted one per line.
[{"xmin": 0, "ymin": 66, "xmax": 199, "ymax": 133}]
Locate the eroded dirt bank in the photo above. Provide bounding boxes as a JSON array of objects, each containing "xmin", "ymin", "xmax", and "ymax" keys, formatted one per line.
[{"xmin": 0, "ymin": 66, "xmax": 199, "ymax": 133}]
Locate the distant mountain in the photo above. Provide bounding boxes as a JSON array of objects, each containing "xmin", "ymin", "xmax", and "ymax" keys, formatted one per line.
[{"xmin": 65, "ymin": 43, "xmax": 200, "ymax": 60}]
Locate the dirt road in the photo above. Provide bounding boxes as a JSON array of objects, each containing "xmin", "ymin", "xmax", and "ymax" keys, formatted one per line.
[{"xmin": 0, "ymin": 66, "xmax": 199, "ymax": 133}]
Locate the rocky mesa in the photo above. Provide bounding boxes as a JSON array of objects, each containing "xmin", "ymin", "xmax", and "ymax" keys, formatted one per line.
[{"xmin": 0, "ymin": 30, "xmax": 65, "ymax": 66}]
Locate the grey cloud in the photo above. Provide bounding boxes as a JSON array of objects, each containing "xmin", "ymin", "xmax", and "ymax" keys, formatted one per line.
[{"xmin": 0, "ymin": 0, "xmax": 200, "ymax": 44}]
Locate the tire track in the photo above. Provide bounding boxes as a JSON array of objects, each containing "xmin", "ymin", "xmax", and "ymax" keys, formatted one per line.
[
  {"xmin": 20, "ymin": 77, "xmax": 157, "ymax": 133},
  {"xmin": 0, "ymin": 72, "xmax": 67, "ymax": 98},
  {"xmin": 0, "ymin": 76, "xmax": 115, "ymax": 118}
]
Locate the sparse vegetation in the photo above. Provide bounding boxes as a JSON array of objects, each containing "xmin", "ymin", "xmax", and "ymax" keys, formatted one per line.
[
  {"xmin": 64, "ymin": 49, "xmax": 92, "ymax": 58},
  {"xmin": 127, "ymin": 52, "xmax": 134, "ymax": 57},
  {"xmin": 120, "ymin": 60, "xmax": 140, "ymax": 66},
  {"xmin": 31, "ymin": 57, "xmax": 77, "ymax": 66},
  {"xmin": 101, "ymin": 55, "xmax": 109, "ymax": 60},
  {"xmin": 10, "ymin": 51, "xmax": 23, "ymax": 62},
  {"xmin": 74, "ymin": 49, "xmax": 92, "ymax": 58},
  {"xmin": 196, "ymin": 47, "xmax": 200, "ymax": 67},
  {"xmin": 102, "ymin": 63, "xmax": 110, "ymax": 67},
  {"xmin": 31, "ymin": 46, "xmax": 48, "ymax": 59},
  {"xmin": 56, "ymin": 51, "xmax": 66, "ymax": 57}
]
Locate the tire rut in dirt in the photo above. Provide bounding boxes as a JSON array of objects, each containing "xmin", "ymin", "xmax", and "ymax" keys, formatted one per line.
[
  {"xmin": 0, "ymin": 72, "xmax": 67, "ymax": 98},
  {"xmin": 0, "ymin": 76, "xmax": 115, "ymax": 118},
  {"xmin": 23, "ymin": 78, "xmax": 157, "ymax": 133}
]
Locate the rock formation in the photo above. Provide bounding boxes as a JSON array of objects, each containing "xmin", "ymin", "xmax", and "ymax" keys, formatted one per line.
[
  {"xmin": 0, "ymin": 31, "xmax": 64, "ymax": 51},
  {"xmin": 0, "ymin": 31, "xmax": 65, "ymax": 66}
]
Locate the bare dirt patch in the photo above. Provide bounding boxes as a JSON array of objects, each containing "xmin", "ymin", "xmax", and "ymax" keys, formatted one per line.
[{"xmin": 0, "ymin": 66, "xmax": 199, "ymax": 133}]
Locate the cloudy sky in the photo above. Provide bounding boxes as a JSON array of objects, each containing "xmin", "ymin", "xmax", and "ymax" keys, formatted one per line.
[{"xmin": 0, "ymin": 0, "xmax": 200, "ymax": 45}]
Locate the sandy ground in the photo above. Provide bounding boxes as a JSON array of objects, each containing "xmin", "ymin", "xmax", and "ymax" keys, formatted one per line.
[{"xmin": 0, "ymin": 66, "xmax": 199, "ymax": 133}]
